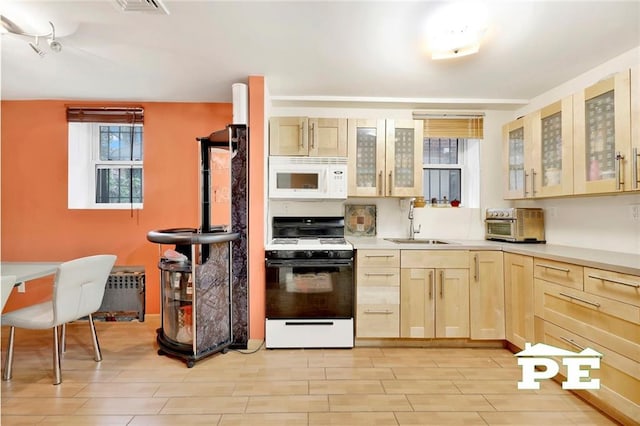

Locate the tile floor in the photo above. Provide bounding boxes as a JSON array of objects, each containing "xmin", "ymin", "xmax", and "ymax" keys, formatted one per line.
[{"xmin": 0, "ymin": 316, "xmax": 620, "ymax": 425}]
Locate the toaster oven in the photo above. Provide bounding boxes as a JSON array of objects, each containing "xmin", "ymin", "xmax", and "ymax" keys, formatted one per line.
[{"xmin": 485, "ymin": 208, "xmax": 545, "ymax": 243}]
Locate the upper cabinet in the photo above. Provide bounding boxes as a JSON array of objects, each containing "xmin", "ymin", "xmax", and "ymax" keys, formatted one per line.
[
  {"xmin": 502, "ymin": 67, "xmax": 637, "ymax": 199},
  {"xmin": 502, "ymin": 116, "xmax": 533, "ymax": 199},
  {"xmin": 269, "ymin": 117, "xmax": 347, "ymax": 157},
  {"xmin": 573, "ymin": 69, "xmax": 632, "ymax": 194},
  {"xmin": 348, "ymin": 119, "xmax": 423, "ymax": 197},
  {"xmin": 532, "ymin": 97, "xmax": 574, "ymax": 197}
]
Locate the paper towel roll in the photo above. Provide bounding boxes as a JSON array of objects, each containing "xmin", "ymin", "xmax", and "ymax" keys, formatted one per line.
[{"xmin": 232, "ymin": 83, "xmax": 248, "ymax": 125}]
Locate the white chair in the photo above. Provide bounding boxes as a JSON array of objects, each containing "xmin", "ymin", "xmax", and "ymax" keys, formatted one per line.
[
  {"xmin": 1, "ymin": 275, "xmax": 17, "ymax": 313},
  {"xmin": 1, "ymin": 254, "xmax": 116, "ymax": 385}
]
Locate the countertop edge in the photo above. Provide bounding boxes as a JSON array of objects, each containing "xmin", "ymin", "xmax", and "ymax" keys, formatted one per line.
[{"xmin": 346, "ymin": 237, "xmax": 640, "ymax": 276}]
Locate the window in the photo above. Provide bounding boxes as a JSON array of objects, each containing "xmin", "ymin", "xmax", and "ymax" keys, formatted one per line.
[
  {"xmin": 423, "ymin": 137, "xmax": 462, "ymax": 204},
  {"xmin": 415, "ymin": 113, "xmax": 483, "ymax": 208},
  {"xmin": 67, "ymin": 107, "xmax": 144, "ymax": 209}
]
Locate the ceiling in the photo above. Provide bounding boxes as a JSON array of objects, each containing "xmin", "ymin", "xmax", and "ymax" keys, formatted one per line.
[{"xmin": 1, "ymin": 1, "xmax": 639, "ymax": 109}]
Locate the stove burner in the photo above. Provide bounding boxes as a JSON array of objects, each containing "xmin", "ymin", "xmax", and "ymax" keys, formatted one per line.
[
  {"xmin": 319, "ymin": 237, "xmax": 346, "ymax": 245},
  {"xmin": 272, "ymin": 238, "xmax": 298, "ymax": 245}
]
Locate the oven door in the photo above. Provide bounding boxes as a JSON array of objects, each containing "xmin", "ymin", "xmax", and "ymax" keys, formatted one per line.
[
  {"xmin": 485, "ymin": 219, "xmax": 517, "ymax": 241},
  {"xmin": 265, "ymin": 258, "xmax": 353, "ymax": 319}
]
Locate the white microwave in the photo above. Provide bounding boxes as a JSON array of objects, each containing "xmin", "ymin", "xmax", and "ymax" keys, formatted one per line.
[{"xmin": 268, "ymin": 156, "xmax": 348, "ymax": 199}]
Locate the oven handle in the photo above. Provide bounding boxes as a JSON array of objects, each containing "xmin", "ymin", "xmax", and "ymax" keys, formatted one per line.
[{"xmin": 266, "ymin": 259, "xmax": 353, "ymax": 267}]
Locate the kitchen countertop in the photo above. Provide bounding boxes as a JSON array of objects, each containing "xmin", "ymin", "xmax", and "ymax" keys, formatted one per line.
[{"xmin": 346, "ymin": 237, "xmax": 640, "ymax": 276}]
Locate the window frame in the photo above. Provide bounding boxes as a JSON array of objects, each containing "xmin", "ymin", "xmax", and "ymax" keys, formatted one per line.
[
  {"xmin": 68, "ymin": 122, "xmax": 144, "ymax": 210},
  {"xmin": 421, "ymin": 137, "xmax": 480, "ymax": 208}
]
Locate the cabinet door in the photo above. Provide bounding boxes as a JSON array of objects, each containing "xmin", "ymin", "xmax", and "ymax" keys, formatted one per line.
[
  {"xmin": 573, "ymin": 69, "xmax": 631, "ymax": 194},
  {"xmin": 503, "ymin": 116, "xmax": 534, "ymax": 199},
  {"xmin": 308, "ymin": 118, "xmax": 347, "ymax": 157},
  {"xmin": 400, "ymin": 268, "xmax": 435, "ymax": 338},
  {"xmin": 386, "ymin": 119, "xmax": 423, "ymax": 197},
  {"xmin": 631, "ymin": 65, "xmax": 640, "ymax": 191},
  {"xmin": 533, "ymin": 97, "xmax": 575, "ymax": 197},
  {"xmin": 470, "ymin": 251, "xmax": 505, "ymax": 340},
  {"xmin": 435, "ymin": 268, "xmax": 470, "ymax": 338},
  {"xmin": 269, "ymin": 117, "xmax": 308, "ymax": 156},
  {"xmin": 504, "ymin": 253, "xmax": 534, "ymax": 349},
  {"xmin": 348, "ymin": 119, "xmax": 386, "ymax": 196}
]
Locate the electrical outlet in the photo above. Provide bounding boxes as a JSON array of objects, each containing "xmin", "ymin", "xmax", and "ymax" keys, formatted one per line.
[
  {"xmin": 631, "ymin": 204, "xmax": 640, "ymax": 222},
  {"xmin": 547, "ymin": 207, "xmax": 557, "ymax": 218},
  {"xmin": 17, "ymin": 282, "xmax": 25, "ymax": 293}
]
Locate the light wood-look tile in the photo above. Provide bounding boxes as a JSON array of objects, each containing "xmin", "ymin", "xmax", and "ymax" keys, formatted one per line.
[
  {"xmin": 246, "ymin": 395, "xmax": 328, "ymax": 413},
  {"xmin": 128, "ymin": 414, "xmax": 222, "ymax": 425},
  {"xmin": 395, "ymin": 411, "xmax": 488, "ymax": 425},
  {"xmin": 220, "ymin": 413, "xmax": 308, "ymax": 425},
  {"xmin": 309, "ymin": 411, "xmax": 398, "ymax": 425},
  {"xmin": 0, "ymin": 318, "xmax": 621, "ymax": 425},
  {"xmin": 407, "ymin": 394, "xmax": 496, "ymax": 412},
  {"xmin": 309, "ymin": 379, "xmax": 384, "ymax": 394},
  {"xmin": 329, "ymin": 394, "xmax": 413, "ymax": 412}
]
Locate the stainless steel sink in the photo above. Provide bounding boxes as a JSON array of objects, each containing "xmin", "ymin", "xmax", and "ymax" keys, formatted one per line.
[{"xmin": 384, "ymin": 238, "xmax": 454, "ymax": 244}]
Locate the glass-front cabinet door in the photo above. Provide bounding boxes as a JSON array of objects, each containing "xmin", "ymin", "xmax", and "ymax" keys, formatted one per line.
[
  {"xmin": 573, "ymin": 69, "xmax": 631, "ymax": 194},
  {"xmin": 532, "ymin": 97, "xmax": 574, "ymax": 197},
  {"xmin": 386, "ymin": 119, "xmax": 423, "ymax": 197},
  {"xmin": 503, "ymin": 116, "xmax": 533, "ymax": 199},
  {"xmin": 347, "ymin": 119, "xmax": 386, "ymax": 196}
]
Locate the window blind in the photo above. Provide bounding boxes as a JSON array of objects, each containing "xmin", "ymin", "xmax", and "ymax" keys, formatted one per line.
[
  {"xmin": 66, "ymin": 107, "xmax": 144, "ymax": 124},
  {"xmin": 413, "ymin": 113, "xmax": 483, "ymax": 139}
]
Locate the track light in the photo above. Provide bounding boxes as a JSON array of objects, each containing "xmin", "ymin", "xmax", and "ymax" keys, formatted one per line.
[{"xmin": 0, "ymin": 16, "xmax": 63, "ymax": 57}]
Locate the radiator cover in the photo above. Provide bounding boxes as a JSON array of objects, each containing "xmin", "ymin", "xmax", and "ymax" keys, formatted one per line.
[{"xmin": 95, "ymin": 266, "xmax": 145, "ymax": 322}]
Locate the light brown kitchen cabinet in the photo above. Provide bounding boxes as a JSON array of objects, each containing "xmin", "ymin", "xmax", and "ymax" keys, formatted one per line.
[
  {"xmin": 504, "ymin": 252, "xmax": 534, "ymax": 349},
  {"xmin": 469, "ymin": 251, "xmax": 505, "ymax": 340},
  {"xmin": 269, "ymin": 117, "xmax": 347, "ymax": 157},
  {"xmin": 534, "ymin": 260, "xmax": 639, "ymax": 425},
  {"xmin": 355, "ymin": 249, "xmax": 400, "ymax": 338},
  {"xmin": 573, "ymin": 69, "xmax": 632, "ymax": 194},
  {"xmin": 400, "ymin": 250, "xmax": 470, "ymax": 338},
  {"xmin": 502, "ymin": 115, "xmax": 534, "ymax": 199},
  {"xmin": 348, "ymin": 119, "xmax": 423, "ymax": 197},
  {"xmin": 530, "ymin": 97, "xmax": 575, "ymax": 197},
  {"xmin": 630, "ymin": 65, "xmax": 640, "ymax": 191}
]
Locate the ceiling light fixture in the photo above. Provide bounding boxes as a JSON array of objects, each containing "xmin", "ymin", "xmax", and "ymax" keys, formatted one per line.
[
  {"xmin": 0, "ymin": 16, "xmax": 63, "ymax": 57},
  {"xmin": 425, "ymin": 2, "xmax": 488, "ymax": 60}
]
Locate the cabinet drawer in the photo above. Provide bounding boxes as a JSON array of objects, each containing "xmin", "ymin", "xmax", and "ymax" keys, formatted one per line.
[
  {"xmin": 357, "ymin": 268, "xmax": 400, "ymax": 287},
  {"xmin": 357, "ymin": 250, "xmax": 400, "ymax": 268},
  {"xmin": 356, "ymin": 304, "xmax": 399, "ymax": 338},
  {"xmin": 534, "ymin": 258, "xmax": 583, "ymax": 290},
  {"xmin": 584, "ymin": 267, "xmax": 640, "ymax": 308},
  {"xmin": 541, "ymin": 320, "xmax": 640, "ymax": 405},
  {"xmin": 539, "ymin": 281, "xmax": 640, "ymax": 361},
  {"xmin": 357, "ymin": 285, "xmax": 399, "ymax": 305},
  {"xmin": 401, "ymin": 250, "xmax": 469, "ymax": 269}
]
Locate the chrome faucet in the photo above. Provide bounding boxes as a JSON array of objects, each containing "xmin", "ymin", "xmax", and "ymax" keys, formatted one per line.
[{"xmin": 408, "ymin": 198, "xmax": 421, "ymax": 240}]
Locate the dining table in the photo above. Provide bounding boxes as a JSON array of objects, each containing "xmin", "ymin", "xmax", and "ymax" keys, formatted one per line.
[{"xmin": 1, "ymin": 262, "xmax": 61, "ymax": 284}]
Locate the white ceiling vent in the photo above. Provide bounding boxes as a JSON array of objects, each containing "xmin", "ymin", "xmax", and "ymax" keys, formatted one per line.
[{"xmin": 115, "ymin": 0, "xmax": 170, "ymax": 15}]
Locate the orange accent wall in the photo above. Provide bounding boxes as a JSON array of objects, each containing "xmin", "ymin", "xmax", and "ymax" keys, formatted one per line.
[
  {"xmin": 248, "ymin": 76, "xmax": 266, "ymax": 340},
  {"xmin": 1, "ymin": 100, "xmax": 232, "ymax": 314}
]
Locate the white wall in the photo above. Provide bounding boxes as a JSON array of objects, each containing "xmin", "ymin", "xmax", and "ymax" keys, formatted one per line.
[{"xmin": 512, "ymin": 47, "xmax": 640, "ymax": 254}]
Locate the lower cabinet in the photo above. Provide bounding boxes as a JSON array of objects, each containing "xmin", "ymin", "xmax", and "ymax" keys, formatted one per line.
[
  {"xmin": 470, "ymin": 251, "xmax": 505, "ymax": 340},
  {"xmin": 400, "ymin": 251, "xmax": 470, "ymax": 338},
  {"xmin": 504, "ymin": 252, "xmax": 534, "ymax": 349},
  {"xmin": 355, "ymin": 249, "xmax": 400, "ymax": 338},
  {"xmin": 534, "ymin": 258, "xmax": 640, "ymax": 425}
]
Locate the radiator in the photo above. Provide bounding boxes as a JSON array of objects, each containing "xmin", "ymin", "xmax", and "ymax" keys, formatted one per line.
[{"xmin": 95, "ymin": 266, "xmax": 145, "ymax": 322}]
